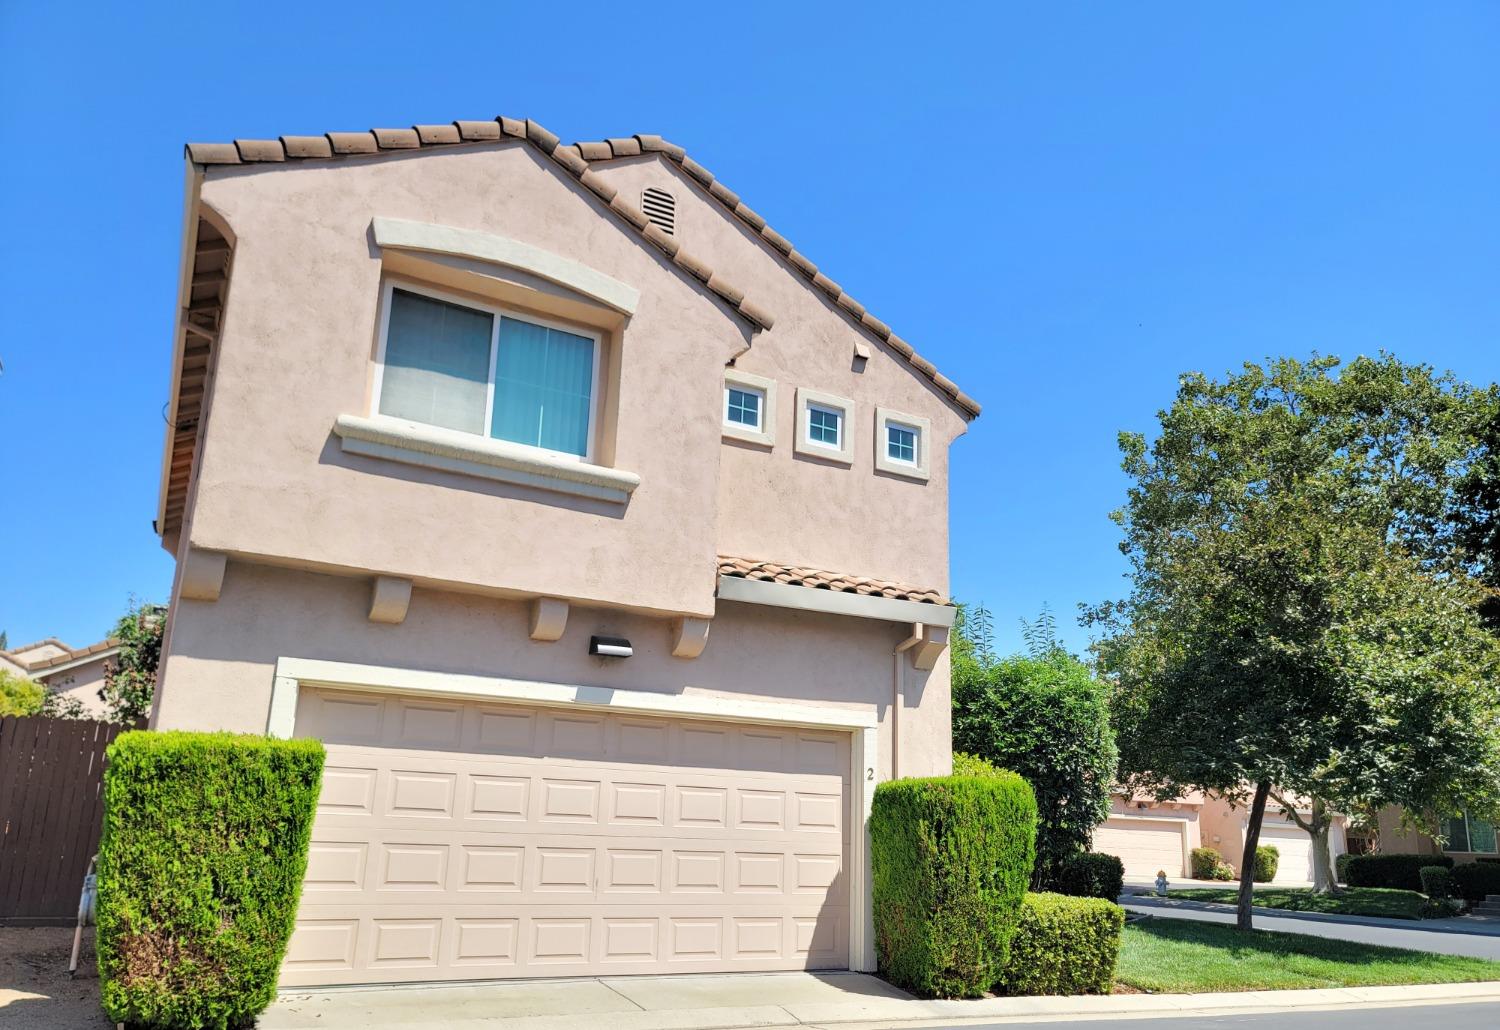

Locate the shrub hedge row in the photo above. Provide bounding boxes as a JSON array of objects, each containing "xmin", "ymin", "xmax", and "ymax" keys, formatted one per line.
[
  {"xmin": 1452, "ymin": 861, "xmax": 1500, "ymax": 903},
  {"xmin": 871, "ymin": 771, "xmax": 1037, "ymax": 998},
  {"xmin": 1252, "ymin": 845, "xmax": 1280, "ymax": 883},
  {"xmin": 96, "ymin": 731, "xmax": 325, "ymax": 1029},
  {"xmin": 1345, "ymin": 853, "xmax": 1454, "ymax": 892},
  {"xmin": 995, "ymin": 892, "xmax": 1124, "ymax": 996}
]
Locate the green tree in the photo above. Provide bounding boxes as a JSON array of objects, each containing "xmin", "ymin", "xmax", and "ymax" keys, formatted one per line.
[
  {"xmin": 1089, "ymin": 355, "xmax": 1500, "ymax": 928},
  {"xmin": 100, "ymin": 601, "xmax": 166, "ymax": 722},
  {"xmin": 1454, "ymin": 387, "xmax": 1500, "ymax": 629},
  {"xmin": 953, "ymin": 611, "xmax": 1118, "ymax": 887},
  {"xmin": 0, "ymin": 670, "xmax": 44, "ymax": 716}
]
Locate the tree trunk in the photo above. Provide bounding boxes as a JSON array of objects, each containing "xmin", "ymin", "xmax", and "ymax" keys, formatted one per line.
[
  {"xmin": 1237, "ymin": 780, "xmax": 1272, "ymax": 931},
  {"xmin": 1307, "ymin": 797, "xmax": 1337, "ymax": 894}
]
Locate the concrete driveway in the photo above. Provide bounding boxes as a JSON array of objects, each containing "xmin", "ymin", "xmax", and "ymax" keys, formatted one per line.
[{"xmin": 1123, "ymin": 895, "xmax": 1500, "ymax": 960}]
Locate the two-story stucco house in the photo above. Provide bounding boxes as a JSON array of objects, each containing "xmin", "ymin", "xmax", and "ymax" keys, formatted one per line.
[{"xmin": 148, "ymin": 116, "xmax": 979, "ymax": 987}]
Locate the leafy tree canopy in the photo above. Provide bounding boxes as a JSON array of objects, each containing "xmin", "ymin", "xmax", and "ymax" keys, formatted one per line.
[{"xmin": 1087, "ymin": 354, "xmax": 1500, "ymax": 905}]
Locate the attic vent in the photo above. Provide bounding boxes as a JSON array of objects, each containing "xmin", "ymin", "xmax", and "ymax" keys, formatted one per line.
[{"xmin": 641, "ymin": 187, "xmax": 676, "ymax": 235}]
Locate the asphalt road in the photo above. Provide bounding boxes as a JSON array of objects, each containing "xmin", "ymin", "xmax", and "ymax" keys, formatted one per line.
[
  {"xmin": 910, "ymin": 1001, "xmax": 1500, "ymax": 1030},
  {"xmin": 1121, "ymin": 896, "xmax": 1500, "ymax": 960}
]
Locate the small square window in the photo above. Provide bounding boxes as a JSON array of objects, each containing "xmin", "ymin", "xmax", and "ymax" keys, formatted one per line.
[
  {"xmin": 726, "ymin": 386, "xmax": 762, "ymax": 429},
  {"xmin": 808, "ymin": 405, "xmax": 842, "ymax": 447},
  {"xmin": 887, "ymin": 424, "xmax": 917, "ymax": 464},
  {"xmin": 875, "ymin": 407, "xmax": 931, "ymax": 481}
]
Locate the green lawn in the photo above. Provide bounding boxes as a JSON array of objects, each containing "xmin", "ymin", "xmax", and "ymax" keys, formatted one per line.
[
  {"xmin": 1167, "ymin": 886, "xmax": 1426, "ymax": 920},
  {"xmin": 1117, "ymin": 919, "xmax": 1500, "ymax": 992}
]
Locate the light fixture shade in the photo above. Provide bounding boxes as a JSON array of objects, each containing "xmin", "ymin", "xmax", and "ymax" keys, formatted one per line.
[{"xmin": 589, "ymin": 635, "xmax": 632, "ymax": 658}]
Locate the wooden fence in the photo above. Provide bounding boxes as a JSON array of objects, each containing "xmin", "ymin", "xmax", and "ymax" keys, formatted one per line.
[{"xmin": 0, "ymin": 715, "xmax": 139, "ymax": 925}]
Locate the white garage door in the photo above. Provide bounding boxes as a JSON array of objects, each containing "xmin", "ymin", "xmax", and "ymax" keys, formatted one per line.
[
  {"xmin": 281, "ymin": 688, "xmax": 850, "ymax": 986},
  {"xmin": 1093, "ymin": 818, "xmax": 1187, "ymax": 878},
  {"xmin": 1259, "ymin": 823, "xmax": 1318, "ymax": 884}
]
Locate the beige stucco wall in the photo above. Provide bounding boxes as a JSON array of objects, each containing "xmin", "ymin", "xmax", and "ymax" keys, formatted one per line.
[
  {"xmin": 154, "ymin": 561, "xmax": 952, "ymax": 781},
  {"xmin": 185, "ymin": 143, "xmax": 967, "ymax": 621},
  {"xmin": 588, "ymin": 158, "xmax": 969, "ymax": 592},
  {"xmin": 37, "ymin": 655, "xmax": 111, "ymax": 718},
  {"xmin": 1373, "ymin": 804, "xmax": 1499, "ymax": 864},
  {"xmin": 1199, "ymin": 794, "xmax": 1348, "ymax": 874}
]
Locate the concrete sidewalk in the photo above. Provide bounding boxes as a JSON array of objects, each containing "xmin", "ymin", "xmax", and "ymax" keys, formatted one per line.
[{"xmin": 259, "ymin": 973, "xmax": 1500, "ymax": 1030}]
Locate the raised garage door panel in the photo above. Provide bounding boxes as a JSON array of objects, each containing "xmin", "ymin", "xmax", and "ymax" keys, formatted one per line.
[
  {"xmin": 283, "ymin": 688, "xmax": 850, "ymax": 985},
  {"xmin": 1259, "ymin": 823, "xmax": 1317, "ymax": 884},
  {"xmin": 1093, "ymin": 818, "xmax": 1186, "ymax": 878}
]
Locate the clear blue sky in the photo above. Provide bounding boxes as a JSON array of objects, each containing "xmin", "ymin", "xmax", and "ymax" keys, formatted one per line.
[{"xmin": 2, "ymin": 3, "xmax": 1496, "ymax": 657}]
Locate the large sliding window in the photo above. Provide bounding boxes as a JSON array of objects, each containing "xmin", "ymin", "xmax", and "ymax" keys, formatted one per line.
[
  {"xmin": 1443, "ymin": 812, "xmax": 1499, "ymax": 854},
  {"xmin": 376, "ymin": 285, "xmax": 600, "ymax": 459}
]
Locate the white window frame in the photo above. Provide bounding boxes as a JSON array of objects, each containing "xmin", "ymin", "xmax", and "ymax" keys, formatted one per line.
[
  {"xmin": 794, "ymin": 387, "xmax": 855, "ymax": 465},
  {"xmin": 874, "ymin": 407, "xmax": 932, "ymax": 482},
  {"xmin": 371, "ymin": 279, "xmax": 604, "ymax": 464},
  {"xmin": 722, "ymin": 368, "xmax": 776, "ymax": 447}
]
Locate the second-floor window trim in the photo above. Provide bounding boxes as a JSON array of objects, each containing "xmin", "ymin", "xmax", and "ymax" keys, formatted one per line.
[
  {"xmin": 722, "ymin": 368, "xmax": 776, "ymax": 448},
  {"xmin": 372, "ymin": 280, "xmax": 603, "ymax": 463},
  {"xmin": 874, "ymin": 407, "xmax": 932, "ymax": 482},
  {"xmin": 794, "ymin": 387, "xmax": 855, "ymax": 466}
]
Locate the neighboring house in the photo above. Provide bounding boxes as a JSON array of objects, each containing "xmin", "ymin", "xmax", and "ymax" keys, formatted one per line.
[
  {"xmin": 1375, "ymin": 805, "xmax": 1499, "ymax": 864},
  {"xmin": 1099, "ymin": 789, "xmax": 1347, "ymax": 883},
  {"xmin": 148, "ymin": 117, "xmax": 978, "ymax": 987},
  {"xmin": 0, "ymin": 637, "xmax": 117, "ymax": 718}
]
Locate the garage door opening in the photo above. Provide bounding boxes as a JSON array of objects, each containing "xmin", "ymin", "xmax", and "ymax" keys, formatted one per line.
[
  {"xmin": 1092, "ymin": 817, "xmax": 1188, "ymax": 879},
  {"xmin": 280, "ymin": 687, "xmax": 852, "ymax": 986}
]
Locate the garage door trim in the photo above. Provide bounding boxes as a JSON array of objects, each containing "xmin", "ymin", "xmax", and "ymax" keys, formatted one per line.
[
  {"xmin": 1096, "ymin": 814, "xmax": 1192, "ymax": 877},
  {"xmin": 269, "ymin": 655, "xmax": 880, "ymax": 973}
]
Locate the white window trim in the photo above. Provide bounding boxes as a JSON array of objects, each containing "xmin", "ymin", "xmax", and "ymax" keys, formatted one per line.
[
  {"xmin": 722, "ymin": 368, "xmax": 776, "ymax": 447},
  {"xmin": 794, "ymin": 387, "xmax": 855, "ymax": 465},
  {"xmin": 267, "ymin": 655, "xmax": 881, "ymax": 973},
  {"xmin": 372, "ymin": 279, "xmax": 605, "ymax": 464},
  {"xmin": 875, "ymin": 407, "xmax": 932, "ymax": 482},
  {"xmin": 333, "ymin": 413, "xmax": 640, "ymax": 504},
  {"xmin": 1444, "ymin": 811, "xmax": 1500, "ymax": 855}
]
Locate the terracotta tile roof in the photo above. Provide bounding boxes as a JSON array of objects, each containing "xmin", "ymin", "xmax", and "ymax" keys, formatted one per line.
[
  {"xmin": 1, "ymin": 638, "xmax": 119, "ymax": 673},
  {"xmin": 567, "ymin": 137, "xmax": 980, "ymax": 419},
  {"xmin": 182, "ymin": 120, "xmax": 978, "ymax": 419},
  {"xmin": 717, "ymin": 556, "xmax": 948, "ymax": 606},
  {"xmin": 184, "ymin": 120, "xmax": 775, "ymax": 334}
]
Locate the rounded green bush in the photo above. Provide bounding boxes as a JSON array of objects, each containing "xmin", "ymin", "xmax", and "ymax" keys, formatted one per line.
[
  {"xmin": 1190, "ymin": 846, "xmax": 1223, "ymax": 880},
  {"xmin": 95, "ymin": 731, "xmax": 325, "ymax": 1030},
  {"xmin": 1055, "ymin": 852, "xmax": 1125, "ymax": 900},
  {"xmin": 1420, "ymin": 864, "xmax": 1453, "ymax": 900},
  {"xmin": 871, "ymin": 770, "xmax": 1037, "ymax": 998},
  {"xmin": 995, "ymin": 892, "xmax": 1124, "ymax": 996},
  {"xmin": 1253, "ymin": 844, "xmax": 1280, "ymax": 883}
]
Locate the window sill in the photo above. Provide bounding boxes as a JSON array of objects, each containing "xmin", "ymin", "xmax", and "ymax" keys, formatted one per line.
[{"xmin": 333, "ymin": 414, "xmax": 640, "ymax": 504}]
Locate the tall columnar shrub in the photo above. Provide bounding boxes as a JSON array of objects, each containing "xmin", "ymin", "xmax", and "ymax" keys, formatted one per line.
[
  {"xmin": 871, "ymin": 771, "xmax": 1037, "ymax": 998},
  {"xmin": 1420, "ymin": 865, "xmax": 1453, "ymax": 900},
  {"xmin": 96, "ymin": 731, "xmax": 325, "ymax": 1029},
  {"xmin": 1253, "ymin": 845, "xmax": 1280, "ymax": 883},
  {"xmin": 995, "ymin": 892, "xmax": 1124, "ymax": 996}
]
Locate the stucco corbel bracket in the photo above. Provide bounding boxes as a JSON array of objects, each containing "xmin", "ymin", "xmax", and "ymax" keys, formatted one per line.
[
  {"xmin": 530, "ymin": 598, "xmax": 569, "ymax": 642},
  {"xmin": 910, "ymin": 624, "xmax": 949, "ymax": 671},
  {"xmin": 369, "ymin": 576, "xmax": 413, "ymax": 624},
  {"xmin": 671, "ymin": 617, "xmax": 712, "ymax": 659},
  {"xmin": 179, "ymin": 547, "xmax": 228, "ymax": 601}
]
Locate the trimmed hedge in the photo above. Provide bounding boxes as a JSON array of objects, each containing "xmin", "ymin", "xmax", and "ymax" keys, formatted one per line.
[
  {"xmin": 1056, "ymin": 852, "xmax": 1125, "ymax": 901},
  {"xmin": 1253, "ymin": 845, "xmax": 1280, "ymax": 883},
  {"xmin": 1346, "ymin": 853, "xmax": 1454, "ymax": 892},
  {"xmin": 97, "ymin": 731, "xmax": 325, "ymax": 1029},
  {"xmin": 1336, "ymin": 851, "xmax": 1353, "ymax": 884},
  {"xmin": 871, "ymin": 771, "xmax": 1037, "ymax": 998},
  {"xmin": 1189, "ymin": 846, "xmax": 1221, "ymax": 880},
  {"xmin": 1451, "ymin": 861, "xmax": 1500, "ymax": 903},
  {"xmin": 1420, "ymin": 865, "xmax": 1452, "ymax": 900},
  {"xmin": 995, "ymin": 892, "xmax": 1124, "ymax": 996}
]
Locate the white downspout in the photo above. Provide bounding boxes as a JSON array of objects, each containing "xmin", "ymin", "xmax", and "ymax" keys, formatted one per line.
[{"xmin": 892, "ymin": 624, "xmax": 923, "ymax": 780}]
